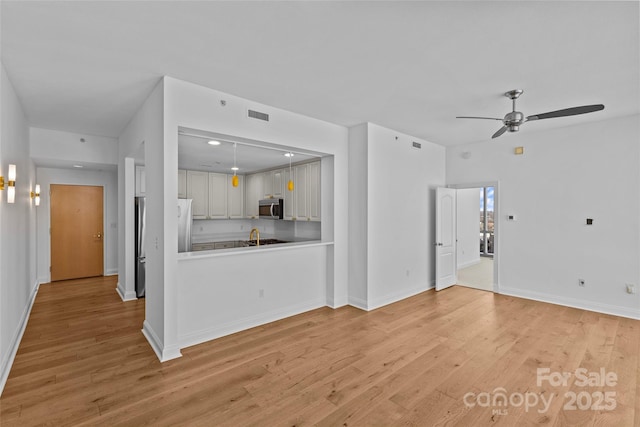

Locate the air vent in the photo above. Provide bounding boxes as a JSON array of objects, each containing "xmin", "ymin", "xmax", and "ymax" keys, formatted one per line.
[
  {"xmin": 248, "ymin": 109, "xmax": 269, "ymax": 122},
  {"xmin": 412, "ymin": 141, "xmax": 422, "ymax": 149}
]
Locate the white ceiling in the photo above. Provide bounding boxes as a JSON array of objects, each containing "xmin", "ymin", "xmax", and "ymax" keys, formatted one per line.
[{"xmin": 1, "ymin": 1, "xmax": 638, "ymax": 146}]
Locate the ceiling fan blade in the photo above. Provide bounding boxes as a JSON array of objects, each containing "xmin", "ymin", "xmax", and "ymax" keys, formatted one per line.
[
  {"xmin": 492, "ymin": 126, "xmax": 508, "ymax": 139},
  {"xmin": 527, "ymin": 104, "xmax": 604, "ymax": 121},
  {"xmin": 456, "ymin": 116, "xmax": 503, "ymax": 120}
]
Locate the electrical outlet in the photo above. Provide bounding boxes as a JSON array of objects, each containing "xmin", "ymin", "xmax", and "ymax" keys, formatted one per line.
[
  {"xmin": 578, "ymin": 279, "xmax": 585, "ymax": 287},
  {"xmin": 259, "ymin": 289, "xmax": 264, "ymax": 298},
  {"xmin": 626, "ymin": 284, "xmax": 636, "ymax": 294},
  {"xmin": 406, "ymin": 269, "xmax": 410, "ymax": 277}
]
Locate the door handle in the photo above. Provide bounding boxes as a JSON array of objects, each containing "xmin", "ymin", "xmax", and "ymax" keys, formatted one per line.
[{"xmin": 138, "ymin": 257, "xmax": 146, "ymax": 264}]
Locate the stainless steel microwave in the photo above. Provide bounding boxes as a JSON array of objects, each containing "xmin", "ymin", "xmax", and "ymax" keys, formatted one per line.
[{"xmin": 259, "ymin": 198, "xmax": 284, "ymax": 219}]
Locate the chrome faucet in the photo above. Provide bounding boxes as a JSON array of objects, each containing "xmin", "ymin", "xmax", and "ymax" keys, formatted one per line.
[{"xmin": 249, "ymin": 228, "xmax": 260, "ymax": 246}]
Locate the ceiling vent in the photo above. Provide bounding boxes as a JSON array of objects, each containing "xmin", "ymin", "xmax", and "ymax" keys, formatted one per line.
[
  {"xmin": 412, "ymin": 141, "xmax": 422, "ymax": 149},
  {"xmin": 248, "ymin": 109, "xmax": 269, "ymax": 122}
]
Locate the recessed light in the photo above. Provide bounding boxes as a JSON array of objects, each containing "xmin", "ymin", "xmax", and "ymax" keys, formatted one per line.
[
  {"xmin": 73, "ymin": 164, "xmax": 83, "ymax": 168},
  {"xmin": 284, "ymin": 152, "xmax": 294, "ymax": 157},
  {"xmin": 231, "ymin": 166, "xmax": 239, "ymax": 171},
  {"xmin": 207, "ymin": 140, "xmax": 221, "ymax": 146}
]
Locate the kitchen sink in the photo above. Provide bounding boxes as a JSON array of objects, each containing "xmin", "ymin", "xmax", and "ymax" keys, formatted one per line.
[{"xmin": 245, "ymin": 239, "xmax": 290, "ymax": 246}]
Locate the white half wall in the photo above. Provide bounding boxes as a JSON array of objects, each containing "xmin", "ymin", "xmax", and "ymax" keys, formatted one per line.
[
  {"xmin": 0, "ymin": 63, "xmax": 36, "ymax": 396},
  {"xmin": 178, "ymin": 245, "xmax": 328, "ymax": 348},
  {"xmin": 457, "ymin": 188, "xmax": 481, "ymax": 269},
  {"xmin": 35, "ymin": 167, "xmax": 118, "ymax": 283},
  {"xmin": 446, "ymin": 115, "xmax": 640, "ymax": 319}
]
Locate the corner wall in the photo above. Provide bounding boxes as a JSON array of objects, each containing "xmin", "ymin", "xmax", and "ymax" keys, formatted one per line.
[
  {"xmin": 446, "ymin": 115, "xmax": 640, "ymax": 318},
  {"xmin": 348, "ymin": 123, "xmax": 446, "ymax": 310}
]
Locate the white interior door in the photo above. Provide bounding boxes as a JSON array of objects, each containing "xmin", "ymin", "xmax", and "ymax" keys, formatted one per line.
[{"xmin": 436, "ymin": 187, "xmax": 457, "ymax": 291}]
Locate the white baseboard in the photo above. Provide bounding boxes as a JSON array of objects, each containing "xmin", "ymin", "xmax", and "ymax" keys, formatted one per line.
[
  {"xmin": 367, "ymin": 282, "xmax": 435, "ymax": 311},
  {"xmin": 457, "ymin": 259, "xmax": 481, "ymax": 270},
  {"xmin": 348, "ymin": 295, "xmax": 369, "ymax": 311},
  {"xmin": 327, "ymin": 294, "xmax": 348, "ymax": 309},
  {"xmin": 142, "ymin": 320, "xmax": 182, "ymax": 362},
  {"xmin": 499, "ymin": 286, "xmax": 640, "ymax": 320},
  {"xmin": 179, "ymin": 298, "xmax": 325, "ymax": 349},
  {"xmin": 104, "ymin": 269, "xmax": 118, "ymax": 276},
  {"xmin": 116, "ymin": 282, "xmax": 137, "ymax": 302},
  {"xmin": 0, "ymin": 280, "xmax": 40, "ymax": 396}
]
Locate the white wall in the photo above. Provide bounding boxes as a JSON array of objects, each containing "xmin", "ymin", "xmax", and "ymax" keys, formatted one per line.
[
  {"xmin": 35, "ymin": 167, "xmax": 118, "ymax": 283},
  {"xmin": 0, "ymin": 64, "xmax": 36, "ymax": 395},
  {"xmin": 117, "ymin": 80, "xmax": 167, "ymax": 356},
  {"xmin": 347, "ymin": 123, "xmax": 369, "ymax": 308},
  {"xmin": 457, "ymin": 188, "xmax": 481, "ymax": 269},
  {"xmin": 447, "ymin": 115, "xmax": 640, "ymax": 319},
  {"xmin": 160, "ymin": 77, "xmax": 349, "ymax": 355},
  {"xmin": 366, "ymin": 123, "xmax": 446, "ymax": 309},
  {"xmin": 348, "ymin": 123, "xmax": 446, "ymax": 310}
]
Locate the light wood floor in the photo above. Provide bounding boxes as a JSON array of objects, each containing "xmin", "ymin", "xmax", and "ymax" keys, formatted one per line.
[{"xmin": 1, "ymin": 276, "xmax": 639, "ymax": 426}]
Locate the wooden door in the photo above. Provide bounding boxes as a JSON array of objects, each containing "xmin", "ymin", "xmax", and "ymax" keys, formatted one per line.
[
  {"xmin": 51, "ymin": 184, "xmax": 104, "ymax": 281},
  {"xmin": 435, "ymin": 187, "xmax": 457, "ymax": 291}
]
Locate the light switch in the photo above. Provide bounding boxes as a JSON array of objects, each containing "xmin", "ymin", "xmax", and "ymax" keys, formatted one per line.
[{"xmin": 507, "ymin": 214, "xmax": 516, "ymax": 221}]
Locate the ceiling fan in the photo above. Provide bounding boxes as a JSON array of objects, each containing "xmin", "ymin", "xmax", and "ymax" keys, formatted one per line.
[{"xmin": 456, "ymin": 90, "xmax": 604, "ymax": 139}]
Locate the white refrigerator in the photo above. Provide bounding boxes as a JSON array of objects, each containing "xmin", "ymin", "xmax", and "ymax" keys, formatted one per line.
[{"xmin": 177, "ymin": 198, "xmax": 193, "ymax": 253}]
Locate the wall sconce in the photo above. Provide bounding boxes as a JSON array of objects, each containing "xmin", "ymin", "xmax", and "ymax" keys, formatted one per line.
[
  {"xmin": 31, "ymin": 184, "xmax": 41, "ymax": 206},
  {"xmin": 4, "ymin": 164, "xmax": 16, "ymax": 204}
]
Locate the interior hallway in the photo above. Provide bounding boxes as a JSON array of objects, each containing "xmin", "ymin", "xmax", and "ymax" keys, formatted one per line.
[
  {"xmin": 1, "ymin": 276, "xmax": 639, "ymax": 426},
  {"xmin": 457, "ymin": 257, "xmax": 494, "ymax": 292}
]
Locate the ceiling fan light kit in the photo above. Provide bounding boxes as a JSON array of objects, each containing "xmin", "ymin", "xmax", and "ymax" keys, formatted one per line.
[{"xmin": 456, "ymin": 89, "xmax": 605, "ymax": 139}]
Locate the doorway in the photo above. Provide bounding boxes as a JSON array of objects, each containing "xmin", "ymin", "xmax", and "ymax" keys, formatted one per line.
[
  {"xmin": 435, "ymin": 184, "xmax": 499, "ymax": 292},
  {"xmin": 456, "ymin": 186, "xmax": 495, "ymax": 291},
  {"xmin": 50, "ymin": 184, "xmax": 104, "ymax": 281}
]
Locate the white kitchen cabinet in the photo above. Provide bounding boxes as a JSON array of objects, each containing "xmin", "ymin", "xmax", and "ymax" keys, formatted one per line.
[
  {"xmin": 294, "ymin": 164, "xmax": 309, "ymax": 220},
  {"xmin": 272, "ymin": 169, "xmax": 284, "ymax": 198},
  {"xmin": 308, "ymin": 161, "xmax": 321, "ymax": 221},
  {"xmin": 263, "ymin": 171, "xmax": 273, "ymax": 199},
  {"xmin": 283, "ymin": 167, "xmax": 295, "ymax": 220},
  {"xmin": 227, "ymin": 175, "xmax": 244, "ymax": 218},
  {"xmin": 178, "ymin": 169, "xmax": 187, "ymax": 198},
  {"xmin": 187, "ymin": 171, "xmax": 209, "ymax": 219},
  {"xmin": 245, "ymin": 173, "xmax": 260, "ymax": 219},
  {"xmin": 262, "ymin": 169, "xmax": 284, "ymax": 199},
  {"xmin": 208, "ymin": 173, "xmax": 228, "ymax": 219},
  {"xmin": 135, "ymin": 165, "xmax": 146, "ymax": 196}
]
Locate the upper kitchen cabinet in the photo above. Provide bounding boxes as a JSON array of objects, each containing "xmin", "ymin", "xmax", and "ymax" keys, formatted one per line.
[
  {"xmin": 262, "ymin": 169, "xmax": 284, "ymax": 199},
  {"xmin": 281, "ymin": 160, "xmax": 321, "ymax": 222},
  {"xmin": 135, "ymin": 165, "xmax": 146, "ymax": 196},
  {"xmin": 245, "ymin": 173, "xmax": 261, "ymax": 219},
  {"xmin": 208, "ymin": 173, "xmax": 228, "ymax": 219},
  {"xmin": 185, "ymin": 169, "xmax": 244, "ymax": 219},
  {"xmin": 227, "ymin": 175, "xmax": 244, "ymax": 218},
  {"xmin": 308, "ymin": 161, "xmax": 321, "ymax": 221},
  {"xmin": 178, "ymin": 169, "xmax": 187, "ymax": 198},
  {"xmin": 187, "ymin": 170, "xmax": 209, "ymax": 219},
  {"xmin": 294, "ymin": 164, "xmax": 309, "ymax": 220}
]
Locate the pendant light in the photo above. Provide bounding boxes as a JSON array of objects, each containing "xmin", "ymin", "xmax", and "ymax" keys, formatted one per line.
[
  {"xmin": 231, "ymin": 143, "xmax": 239, "ymax": 187},
  {"xmin": 287, "ymin": 152, "xmax": 294, "ymax": 191}
]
